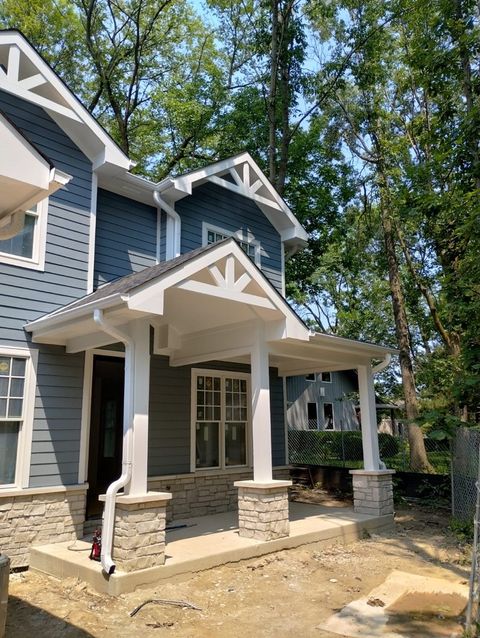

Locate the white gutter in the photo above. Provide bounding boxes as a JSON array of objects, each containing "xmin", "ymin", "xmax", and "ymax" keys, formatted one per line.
[
  {"xmin": 372, "ymin": 353, "xmax": 392, "ymax": 374},
  {"xmin": 153, "ymin": 190, "xmax": 180, "ymax": 260},
  {"xmin": 93, "ymin": 309, "xmax": 134, "ymax": 576}
]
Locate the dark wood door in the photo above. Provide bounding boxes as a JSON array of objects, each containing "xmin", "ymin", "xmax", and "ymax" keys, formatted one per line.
[{"xmin": 87, "ymin": 356, "xmax": 124, "ymax": 518}]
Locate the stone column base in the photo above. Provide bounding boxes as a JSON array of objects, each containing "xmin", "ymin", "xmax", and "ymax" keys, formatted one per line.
[
  {"xmin": 234, "ymin": 480, "xmax": 292, "ymax": 541},
  {"xmin": 349, "ymin": 470, "xmax": 395, "ymax": 516},
  {"xmin": 100, "ymin": 491, "xmax": 172, "ymax": 572}
]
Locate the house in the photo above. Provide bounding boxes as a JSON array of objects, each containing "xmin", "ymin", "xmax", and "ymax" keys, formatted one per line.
[
  {"xmin": 0, "ymin": 30, "xmax": 397, "ymax": 578},
  {"xmin": 286, "ymin": 371, "xmax": 360, "ymax": 431}
]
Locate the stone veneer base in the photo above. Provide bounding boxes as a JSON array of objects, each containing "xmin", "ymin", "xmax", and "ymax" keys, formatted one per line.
[
  {"xmin": 0, "ymin": 485, "xmax": 87, "ymax": 568},
  {"xmin": 235, "ymin": 480, "xmax": 292, "ymax": 541},
  {"xmin": 349, "ymin": 470, "xmax": 395, "ymax": 516},
  {"xmin": 102, "ymin": 491, "xmax": 172, "ymax": 573}
]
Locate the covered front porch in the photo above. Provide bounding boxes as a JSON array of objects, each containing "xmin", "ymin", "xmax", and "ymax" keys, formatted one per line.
[
  {"xmin": 25, "ymin": 239, "xmax": 397, "ymax": 581},
  {"xmin": 30, "ymin": 500, "xmax": 394, "ymax": 595}
]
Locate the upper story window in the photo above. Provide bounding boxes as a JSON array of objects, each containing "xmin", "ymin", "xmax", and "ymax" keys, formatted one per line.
[
  {"xmin": 203, "ymin": 223, "xmax": 260, "ymax": 266},
  {"xmin": 319, "ymin": 372, "xmax": 331, "ymax": 383},
  {"xmin": 0, "ymin": 199, "xmax": 48, "ymax": 271},
  {"xmin": 305, "ymin": 373, "xmax": 316, "ymax": 382}
]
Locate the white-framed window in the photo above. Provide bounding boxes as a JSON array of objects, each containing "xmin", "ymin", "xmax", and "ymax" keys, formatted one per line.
[
  {"xmin": 0, "ymin": 347, "xmax": 36, "ymax": 488},
  {"xmin": 0, "ymin": 199, "xmax": 48, "ymax": 271},
  {"xmin": 305, "ymin": 373, "xmax": 316, "ymax": 382},
  {"xmin": 320, "ymin": 372, "xmax": 332, "ymax": 383},
  {"xmin": 202, "ymin": 222, "xmax": 261, "ymax": 266},
  {"xmin": 323, "ymin": 402, "xmax": 334, "ymax": 430},
  {"xmin": 191, "ymin": 369, "xmax": 250, "ymax": 470},
  {"xmin": 307, "ymin": 402, "xmax": 318, "ymax": 429}
]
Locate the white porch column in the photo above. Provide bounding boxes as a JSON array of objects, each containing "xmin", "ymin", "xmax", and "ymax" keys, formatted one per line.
[
  {"xmin": 126, "ymin": 318, "xmax": 151, "ymax": 495},
  {"xmin": 357, "ymin": 363, "xmax": 381, "ymax": 471},
  {"xmin": 250, "ymin": 324, "xmax": 273, "ymax": 482}
]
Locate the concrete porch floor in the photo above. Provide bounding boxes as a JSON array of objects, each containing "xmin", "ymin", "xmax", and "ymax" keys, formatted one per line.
[{"xmin": 30, "ymin": 502, "xmax": 394, "ymax": 596}]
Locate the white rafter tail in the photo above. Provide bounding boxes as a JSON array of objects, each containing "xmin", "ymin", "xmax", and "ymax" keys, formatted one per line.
[
  {"xmin": 7, "ymin": 45, "xmax": 20, "ymax": 81},
  {"xmin": 19, "ymin": 73, "xmax": 46, "ymax": 91},
  {"xmin": 225, "ymin": 255, "xmax": 235, "ymax": 287},
  {"xmin": 229, "ymin": 167, "xmax": 243, "ymax": 186},
  {"xmin": 233, "ymin": 272, "xmax": 252, "ymax": 292},
  {"xmin": 243, "ymin": 162, "xmax": 250, "ymax": 187},
  {"xmin": 208, "ymin": 264, "xmax": 227, "ymax": 288},
  {"xmin": 250, "ymin": 179, "xmax": 263, "ymax": 194}
]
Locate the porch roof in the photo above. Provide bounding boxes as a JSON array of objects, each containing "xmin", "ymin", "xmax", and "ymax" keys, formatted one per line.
[{"xmin": 25, "ymin": 239, "xmax": 397, "ymax": 373}]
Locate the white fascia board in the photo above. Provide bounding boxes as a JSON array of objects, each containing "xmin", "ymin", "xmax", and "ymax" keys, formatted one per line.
[
  {"xmin": 24, "ymin": 293, "xmax": 124, "ymax": 334},
  {"xmin": 309, "ymin": 332, "xmax": 399, "ymax": 357},
  {"xmin": 0, "ymin": 32, "xmax": 131, "ymax": 170}
]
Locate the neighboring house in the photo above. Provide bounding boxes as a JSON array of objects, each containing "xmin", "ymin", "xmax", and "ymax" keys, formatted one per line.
[
  {"xmin": 286, "ymin": 371, "xmax": 359, "ymax": 431},
  {"xmin": 0, "ymin": 30, "xmax": 396, "ymax": 576}
]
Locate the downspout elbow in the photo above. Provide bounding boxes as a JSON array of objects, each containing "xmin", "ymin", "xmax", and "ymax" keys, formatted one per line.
[
  {"xmin": 153, "ymin": 190, "xmax": 181, "ymax": 259},
  {"xmin": 372, "ymin": 353, "xmax": 391, "ymax": 375},
  {"xmin": 93, "ymin": 309, "xmax": 134, "ymax": 576}
]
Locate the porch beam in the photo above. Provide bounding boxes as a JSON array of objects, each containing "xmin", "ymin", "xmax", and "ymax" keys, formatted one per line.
[
  {"xmin": 357, "ymin": 363, "xmax": 381, "ymax": 471},
  {"xmin": 250, "ymin": 325, "xmax": 273, "ymax": 482},
  {"xmin": 127, "ymin": 318, "xmax": 151, "ymax": 495}
]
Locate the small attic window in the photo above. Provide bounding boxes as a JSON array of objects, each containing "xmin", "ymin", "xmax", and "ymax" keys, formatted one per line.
[
  {"xmin": 203, "ymin": 223, "xmax": 260, "ymax": 265},
  {"xmin": 305, "ymin": 373, "xmax": 316, "ymax": 382}
]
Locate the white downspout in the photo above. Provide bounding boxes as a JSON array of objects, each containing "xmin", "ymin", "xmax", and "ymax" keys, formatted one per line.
[
  {"xmin": 153, "ymin": 191, "xmax": 181, "ymax": 260},
  {"xmin": 372, "ymin": 353, "xmax": 392, "ymax": 375},
  {"xmin": 93, "ymin": 309, "xmax": 134, "ymax": 576}
]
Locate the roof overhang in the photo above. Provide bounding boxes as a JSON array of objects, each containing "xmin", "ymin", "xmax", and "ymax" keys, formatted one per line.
[
  {"xmin": 25, "ymin": 240, "xmax": 396, "ymax": 374},
  {"xmin": 0, "ymin": 30, "xmax": 132, "ymax": 171},
  {"xmin": 0, "ymin": 111, "xmax": 71, "ymax": 221}
]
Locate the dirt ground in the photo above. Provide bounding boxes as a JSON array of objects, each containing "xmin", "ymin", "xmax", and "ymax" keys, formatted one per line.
[{"xmin": 5, "ymin": 492, "xmax": 472, "ymax": 638}]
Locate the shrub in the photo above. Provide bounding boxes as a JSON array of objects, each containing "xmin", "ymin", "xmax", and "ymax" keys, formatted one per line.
[{"xmin": 378, "ymin": 432, "xmax": 399, "ymax": 457}]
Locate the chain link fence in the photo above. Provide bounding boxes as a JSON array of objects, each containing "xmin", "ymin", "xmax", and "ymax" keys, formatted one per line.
[
  {"xmin": 451, "ymin": 428, "xmax": 480, "ymax": 522},
  {"xmin": 287, "ymin": 424, "xmax": 451, "ymax": 474}
]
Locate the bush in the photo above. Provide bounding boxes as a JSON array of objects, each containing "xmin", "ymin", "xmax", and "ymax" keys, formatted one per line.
[
  {"xmin": 331, "ymin": 431, "xmax": 363, "ymax": 461},
  {"xmin": 378, "ymin": 433, "xmax": 399, "ymax": 458}
]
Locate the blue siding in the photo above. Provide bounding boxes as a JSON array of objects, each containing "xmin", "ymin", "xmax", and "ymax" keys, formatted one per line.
[
  {"xmin": 94, "ymin": 189, "xmax": 157, "ymax": 287},
  {"xmin": 176, "ymin": 182, "xmax": 283, "ymax": 292},
  {"xmin": 148, "ymin": 356, "xmax": 285, "ymax": 475},
  {"xmin": 29, "ymin": 346, "xmax": 85, "ymax": 487},
  {"xmin": 0, "ymin": 91, "xmax": 92, "ymax": 345},
  {"xmin": 0, "ymin": 90, "xmax": 92, "ymax": 487}
]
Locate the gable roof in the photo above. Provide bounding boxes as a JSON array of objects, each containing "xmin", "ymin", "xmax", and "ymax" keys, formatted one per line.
[{"xmin": 0, "ymin": 29, "xmax": 132, "ymax": 172}]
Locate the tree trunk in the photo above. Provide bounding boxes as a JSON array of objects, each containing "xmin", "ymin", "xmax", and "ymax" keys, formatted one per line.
[
  {"xmin": 378, "ymin": 174, "xmax": 434, "ymax": 472},
  {"xmin": 267, "ymin": 0, "xmax": 279, "ymax": 187}
]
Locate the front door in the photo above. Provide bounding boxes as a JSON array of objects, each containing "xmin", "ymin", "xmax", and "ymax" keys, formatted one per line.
[{"xmin": 86, "ymin": 355, "xmax": 124, "ymax": 518}]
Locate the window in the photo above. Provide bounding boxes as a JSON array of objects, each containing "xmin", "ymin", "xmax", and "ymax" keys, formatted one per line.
[
  {"xmin": 0, "ymin": 349, "xmax": 35, "ymax": 487},
  {"xmin": 307, "ymin": 402, "xmax": 318, "ymax": 430},
  {"xmin": 323, "ymin": 403, "xmax": 334, "ymax": 430},
  {"xmin": 320, "ymin": 372, "xmax": 331, "ymax": 383},
  {"xmin": 0, "ymin": 199, "xmax": 48, "ymax": 270},
  {"xmin": 203, "ymin": 223, "xmax": 260, "ymax": 265},
  {"xmin": 305, "ymin": 373, "xmax": 316, "ymax": 382},
  {"xmin": 192, "ymin": 370, "xmax": 249, "ymax": 470}
]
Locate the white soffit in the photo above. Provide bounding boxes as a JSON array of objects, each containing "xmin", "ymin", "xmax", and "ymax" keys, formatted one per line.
[
  {"xmin": 0, "ymin": 112, "xmax": 71, "ymax": 218},
  {"xmin": 0, "ymin": 31, "xmax": 132, "ymax": 170}
]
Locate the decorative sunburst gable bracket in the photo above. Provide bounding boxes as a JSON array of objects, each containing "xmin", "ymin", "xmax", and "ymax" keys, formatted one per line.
[
  {"xmin": 175, "ymin": 253, "xmax": 276, "ymax": 310},
  {"xmin": 0, "ymin": 43, "xmax": 81, "ymax": 122}
]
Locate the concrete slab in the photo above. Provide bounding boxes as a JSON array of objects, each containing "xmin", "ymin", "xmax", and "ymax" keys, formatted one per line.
[
  {"xmin": 30, "ymin": 502, "xmax": 393, "ymax": 596},
  {"xmin": 319, "ymin": 570, "xmax": 468, "ymax": 638}
]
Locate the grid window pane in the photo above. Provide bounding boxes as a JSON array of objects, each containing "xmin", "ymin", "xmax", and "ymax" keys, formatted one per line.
[
  {"xmin": 10, "ymin": 378, "xmax": 24, "ymax": 398},
  {"xmin": 196, "ymin": 422, "xmax": 219, "ymax": 468},
  {"xmin": 0, "ymin": 421, "xmax": 19, "ymax": 484},
  {"xmin": 12, "ymin": 359, "xmax": 26, "ymax": 376},
  {"xmin": 0, "ymin": 399, "xmax": 6, "ymax": 418},
  {"xmin": 225, "ymin": 423, "xmax": 246, "ymax": 466},
  {"xmin": 0, "ymin": 358, "xmax": 10, "ymax": 376},
  {"xmin": 0, "ymin": 378, "xmax": 8, "ymax": 396},
  {"xmin": 8, "ymin": 399, "xmax": 23, "ymax": 418}
]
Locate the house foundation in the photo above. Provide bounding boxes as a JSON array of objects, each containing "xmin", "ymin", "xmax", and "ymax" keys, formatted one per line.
[
  {"xmin": 101, "ymin": 492, "xmax": 172, "ymax": 573},
  {"xmin": 235, "ymin": 480, "xmax": 291, "ymax": 541},
  {"xmin": 349, "ymin": 469, "xmax": 395, "ymax": 516}
]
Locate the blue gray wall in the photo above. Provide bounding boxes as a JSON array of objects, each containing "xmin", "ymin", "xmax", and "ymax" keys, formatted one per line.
[
  {"xmin": 94, "ymin": 189, "xmax": 157, "ymax": 288},
  {"xmin": 0, "ymin": 91, "xmax": 91, "ymax": 487},
  {"xmin": 175, "ymin": 182, "xmax": 283, "ymax": 292},
  {"xmin": 286, "ymin": 371, "xmax": 359, "ymax": 431},
  {"xmin": 148, "ymin": 355, "xmax": 285, "ymax": 475}
]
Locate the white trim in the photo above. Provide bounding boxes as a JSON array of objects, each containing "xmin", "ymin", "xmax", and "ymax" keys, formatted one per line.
[
  {"xmin": 156, "ymin": 207, "xmax": 161, "ymax": 264},
  {"xmin": 282, "ymin": 376, "xmax": 289, "ymax": 465},
  {"xmin": 190, "ymin": 368, "xmax": 252, "ymax": 472},
  {"xmin": 320, "ymin": 372, "xmax": 332, "ymax": 383},
  {"xmin": 78, "ymin": 348, "xmax": 125, "ymax": 484},
  {"xmin": 86, "ymin": 173, "xmax": 98, "ymax": 294},
  {"xmin": 0, "ymin": 198, "xmax": 48, "ymax": 271},
  {"xmin": 0, "ymin": 345, "xmax": 37, "ymax": 489},
  {"xmin": 202, "ymin": 221, "xmax": 261, "ymax": 266}
]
